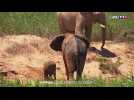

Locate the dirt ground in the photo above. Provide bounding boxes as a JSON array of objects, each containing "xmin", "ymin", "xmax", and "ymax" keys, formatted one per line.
[{"xmin": 0, "ymin": 34, "xmax": 134, "ymax": 81}]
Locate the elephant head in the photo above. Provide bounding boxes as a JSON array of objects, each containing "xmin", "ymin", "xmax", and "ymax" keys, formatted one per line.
[{"xmin": 50, "ymin": 33, "xmax": 89, "ymax": 80}]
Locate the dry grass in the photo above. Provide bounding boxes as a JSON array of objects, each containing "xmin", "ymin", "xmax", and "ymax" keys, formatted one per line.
[
  {"xmin": 5, "ymin": 43, "xmax": 36, "ymax": 56},
  {"xmin": 0, "ymin": 34, "xmax": 134, "ymax": 82},
  {"xmin": 0, "ymin": 35, "xmax": 57, "ymax": 82}
]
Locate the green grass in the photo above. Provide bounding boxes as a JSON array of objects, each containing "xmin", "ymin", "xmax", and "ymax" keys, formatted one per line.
[
  {"xmin": 92, "ymin": 12, "xmax": 134, "ymax": 40},
  {"xmin": 0, "ymin": 12, "xmax": 133, "ymax": 39},
  {"xmin": 0, "ymin": 12, "xmax": 59, "ymax": 37},
  {"xmin": 96, "ymin": 56, "xmax": 122, "ymax": 70},
  {"xmin": 1, "ymin": 77, "xmax": 134, "ymax": 87}
]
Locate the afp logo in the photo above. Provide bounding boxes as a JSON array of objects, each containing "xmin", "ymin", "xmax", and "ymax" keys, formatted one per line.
[{"xmin": 112, "ymin": 16, "xmax": 128, "ymax": 20}]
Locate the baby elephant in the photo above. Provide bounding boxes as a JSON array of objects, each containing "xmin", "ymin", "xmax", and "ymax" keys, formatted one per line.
[
  {"xmin": 50, "ymin": 33, "xmax": 89, "ymax": 80},
  {"xmin": 43, "ymin": 61, "xmax": 56, "ymax": 80}
]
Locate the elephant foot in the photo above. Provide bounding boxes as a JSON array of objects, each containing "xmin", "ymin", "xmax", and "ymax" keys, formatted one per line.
[
  {"xmin": 67, "ymin": 74, "xmax": 74, "ymax": 81},
  {"xmin": 101, "ymin": 46, "xmax": 104, "ymax": 50},
  {"xmin": 76, "ymin": 75, "xmax": 82, "ymax": 81}
]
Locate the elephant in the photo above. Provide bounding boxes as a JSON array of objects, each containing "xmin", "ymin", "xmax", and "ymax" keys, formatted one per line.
[
  {"xmin": 50, "ymin": 33, "xmax": 89, "ymax": 80},
  {"xmin": 57, "ymin": 12, "xmax": 106, "ymax": 49},
  {"xmin": 43, "ymin": 61, "xmax": 56, "ymax": 80}
]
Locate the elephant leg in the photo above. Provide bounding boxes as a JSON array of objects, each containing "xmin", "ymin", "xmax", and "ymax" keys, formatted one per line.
[
  {"xmin": 86, "ymin": 32, "xmax": 92, "ymax": 47},
  {"xmin": 63, "ymin": 49, "xmax": 75, "ymax": 80},
  {"xmin": 76, "ymin": 64, "xmax": 85, "ymax": 81},
  {"xmin": 66, "ymin": 68, "xmax": 74, "ymax": 81},
  {"xmin": 44, "ymin": 72, "xmax": 48, "ymax": 80},
  {"xmin": 66, "ymin": 60, "xmax": 75, "ymax": 80},
  {"xmin": 63, "ymin": 53, "xmax": 70, "ymax": 80},
  {"xmin": 58, "ymin": 15, "xmax": 67, "ymax": 34},
  {"xmin": 97, "ymin": 14, "xmax": 106, "ymax": 49},
  {"xmin": 63, "ymin": 58, "xmax": 69, "ymax": 80},
  {"xmin": 76, "ymin": 59, "xmax": 85, "ymax": 80},
  {"xmin": 76, "ymin": 70, "xmax": 83, "ymax": 80},
  {"xmin": 101, "ymin": 26, "xmax": 106, "ymax": 49},
  {"xmin": 53, "ymin": 72, "xmax": 56, "ymax": 80},
  {"xmin": 85, "ymin": 23, "xmax": 93, "ymax": 47},
  {"xmin": 76, "ymin": 61, "xmax": 82, "ymax": 80},
  {"xmin": 68, "ymin": 72, "xmax": 74, "ymax": 81},
  {"xmin": 67, "ymin": 62, "xmax": 75, "ymax": 80},
  {"xmin": 76, "ymin": 54, "xmax": 86, "ymax": 81}
]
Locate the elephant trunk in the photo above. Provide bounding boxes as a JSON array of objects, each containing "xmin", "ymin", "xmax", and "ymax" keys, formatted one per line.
[{"xmin": 100, "ymin": 24, "xmax": 106, "ymax": 49}]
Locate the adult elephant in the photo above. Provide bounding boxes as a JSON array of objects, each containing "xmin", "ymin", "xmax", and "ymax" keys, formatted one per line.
[{"xmin": 57, "ymin": 12, "xmax": 106, "ymax": 49}]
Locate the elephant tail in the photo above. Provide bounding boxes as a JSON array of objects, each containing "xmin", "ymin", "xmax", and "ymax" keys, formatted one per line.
[{"xmin": 73, "ymin": 54, "xmax": 80, "ymax": 73}]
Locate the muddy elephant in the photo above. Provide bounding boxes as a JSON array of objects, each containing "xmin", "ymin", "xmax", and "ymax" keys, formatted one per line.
[
  {"xmin": 50, "ymin": 33, "xmax": 89, "ymax": 80},
  {"xmin": 57, "ymin": 12, "xmax": 106, "ymax": 49}
]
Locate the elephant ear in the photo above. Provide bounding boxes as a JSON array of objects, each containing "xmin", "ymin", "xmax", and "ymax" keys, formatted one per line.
[
  {"xmin": 75, "ymin": 34, "xmax": 89, "ymax": 47},
  {"xmin": 50, "ymin": 34, "xmax": 65, "ymax": 51}
]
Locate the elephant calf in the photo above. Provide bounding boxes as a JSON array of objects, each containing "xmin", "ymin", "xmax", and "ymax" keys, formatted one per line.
[
  {"xmin": 50, "ymin": 33, "xmax": 89, "ymax": 80},
  {"xmin": 43, "ymin": 61, "xmax": 56, "ymax": 80}
]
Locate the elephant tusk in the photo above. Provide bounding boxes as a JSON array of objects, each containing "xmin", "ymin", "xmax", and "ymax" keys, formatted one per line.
[{"xmin": 100, "ymin": 24, "xmax": 106, "ymax": 29}]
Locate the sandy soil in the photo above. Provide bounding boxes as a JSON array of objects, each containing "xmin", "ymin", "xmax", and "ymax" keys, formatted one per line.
[{"xmin": 0, "ymin": 34, "xmax": 134, "ymax": 81}]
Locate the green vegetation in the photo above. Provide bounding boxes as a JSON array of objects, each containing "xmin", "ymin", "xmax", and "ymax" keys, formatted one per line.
[
  {"xmin": 0, "ymin": 12, "xmax": 59, "ymax": 37},
  {"xmin": 95, "ymin": 56, "xmax": 122, "ymax": 75},
  {"xmin": 1, "ymin": 77, "xmax": 134, "ymax": 87},
  {"xmin": 0, "ymin": 12, "xmax": 133, "ymax": 39},
  {"xmin": 96, "ymin": 56, "xmax": 122, "ymax": 70},
  {"xmin": 92, "ymin": 12, "xmax": 134, "ymax": 40}
]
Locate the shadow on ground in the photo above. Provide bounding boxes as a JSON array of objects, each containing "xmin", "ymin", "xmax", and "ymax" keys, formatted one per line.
[{"xmin": 88, "ymin": 47, "xmax": 117, "ymax": 58}]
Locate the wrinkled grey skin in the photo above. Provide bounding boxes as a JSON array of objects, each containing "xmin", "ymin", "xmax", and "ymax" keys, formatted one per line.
[
  {"xmin": 50, "ymin": 33, "xmax": 89, "ymax": 80},
  {"xmin": 57, "ymin": 12, "xmax": 106, "ymax": 49},
  {"xmin": 43, "ymin": 61, "xmax": 56, "ymax": 80}
]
